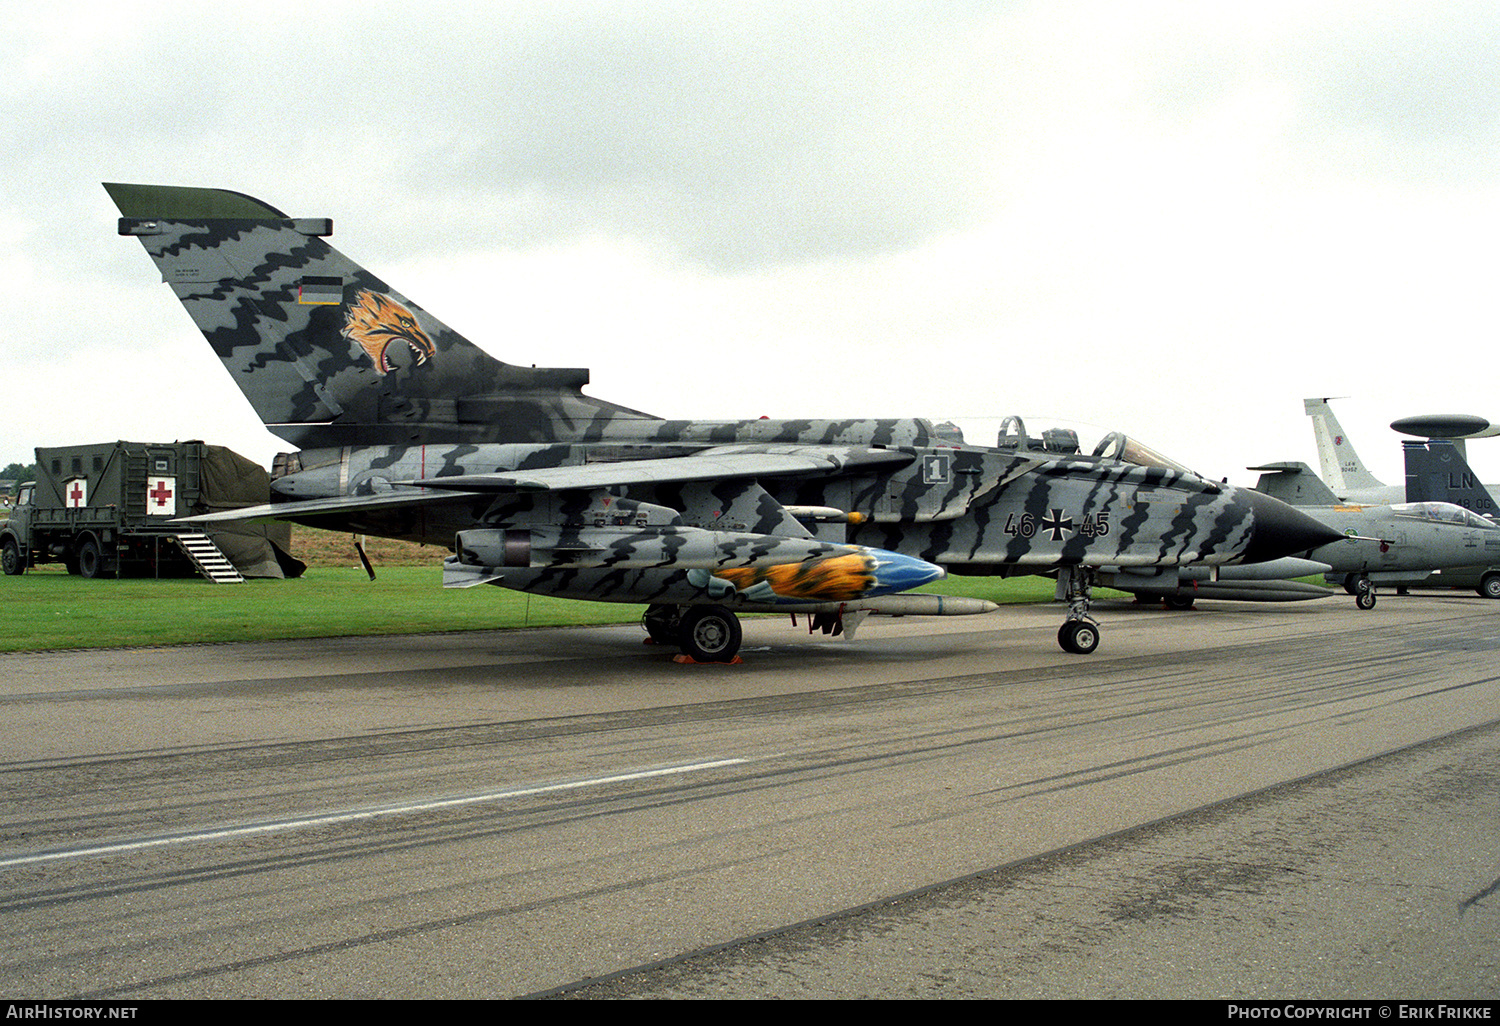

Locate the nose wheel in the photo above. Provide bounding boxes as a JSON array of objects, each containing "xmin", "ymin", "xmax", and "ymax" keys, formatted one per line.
[
  {"xmin": 1056, "ymin": 566, "xmax": 1102, "ymax": 654},
  {"xmin": 1058, "ymin": 618, "xmax": 1100, "ymax": 654}
]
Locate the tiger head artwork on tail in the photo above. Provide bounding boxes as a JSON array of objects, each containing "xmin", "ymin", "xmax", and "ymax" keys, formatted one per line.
[{"xmin": 342, "ymin": 289, "xmax": 436, "ymax": 376}]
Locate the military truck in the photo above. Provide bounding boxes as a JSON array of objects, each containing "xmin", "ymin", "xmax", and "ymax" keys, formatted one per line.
[{"xmin": 1, "ymin": 441, "xmax": 303, "ymax": 581}]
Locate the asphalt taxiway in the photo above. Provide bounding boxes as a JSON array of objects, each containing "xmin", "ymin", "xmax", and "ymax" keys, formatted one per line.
[{"xmin": 0, "ymin": 594, "xmax": 1496, "ymax": 998}]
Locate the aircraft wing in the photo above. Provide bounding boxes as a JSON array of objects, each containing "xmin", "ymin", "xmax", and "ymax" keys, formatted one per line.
[
  {"xmin": 176, "ymin": 488, "xmax": 490, "ymax": 525},
  {"xmin": 403, "ymin": 445, "xmax": 917, "ymax": 493},
  {"xmin": 180, "ymin": 446, "xmax": 916, "ymax": 524}
]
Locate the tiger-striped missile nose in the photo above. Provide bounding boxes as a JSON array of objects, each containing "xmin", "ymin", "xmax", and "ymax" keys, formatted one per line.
[
  {"xmin": 864, "ymin": 549, "xmax": 946, "ymax": 596},
  {"xmin": 1240, "ymin": 490, "xmax": 1348, "ymax": 564}
]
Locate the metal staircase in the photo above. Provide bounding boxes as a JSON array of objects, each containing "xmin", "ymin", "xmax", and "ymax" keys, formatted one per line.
[{"xmin": 171, "ymin": 531, "xmax": 244, "ymax": 583}]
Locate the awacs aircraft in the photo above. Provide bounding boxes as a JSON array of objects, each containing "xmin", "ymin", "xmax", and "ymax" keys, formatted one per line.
[
  {"xmin": 1302, "ymin": 398, "xmax": 1500, "ymax": 506},
  {"xmin": 1304, "ymin": 397, "xmax": 1396, "ymax": 504},
  {"xmin": 105, "ymin": 183, "xmax": 1341, "ymax": 660}
]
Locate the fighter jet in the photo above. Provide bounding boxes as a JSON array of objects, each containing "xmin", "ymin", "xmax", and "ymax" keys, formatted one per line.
[
  {"xmin": 1303, "ymin": 500, "xmax": 1500, "ymax": 608},
  {"xmin": 1398, "ymin": 438, "xmax": 1500, "ymax": 598},
  {"xmin": 106, "ymin": 183, "xmax": 1340, "ymax": 660},
  {"xmin": 1113, "ymin": 440, "xmax": 1500, "ymax": 609},
  {"xmin": 1100, "ymin": 497, "xmax": 1500, "ymax": 610},
  {"xmin": 1404, "ymin": 437, "xmax": 1499, "ymax": 519}
]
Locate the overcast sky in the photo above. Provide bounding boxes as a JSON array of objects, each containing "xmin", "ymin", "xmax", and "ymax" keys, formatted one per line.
[{"xmin": 6, "ymin": 0, "xmax": 1500, "ymax": 488}]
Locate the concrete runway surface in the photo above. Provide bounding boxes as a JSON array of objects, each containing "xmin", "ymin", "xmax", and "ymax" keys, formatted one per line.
[{"xmin": 0, "ymin": 592, "xmax": 1496, "ymax": 999}]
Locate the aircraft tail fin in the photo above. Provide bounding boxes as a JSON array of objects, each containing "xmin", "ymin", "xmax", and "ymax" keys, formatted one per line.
[
  {"xmin": 106, "ymin": 183, "xmax": 654, "ymax": 449},
  {"xmin": 1403, "ymin": 439, "xmax": 1499, "ymax": 517},
  {"xmin": 1304, "ymin": 398, "xmax": 1385, "ymax": 495}
]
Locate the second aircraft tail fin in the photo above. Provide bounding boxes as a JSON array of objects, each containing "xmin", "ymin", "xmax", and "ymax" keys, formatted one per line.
[
  {"xmin": 1403, "ymin": 439, "xmax": 1499, "ymax": 517},
  {"xmin": 1304, "ymin": 398, "xmax": 1385, "ymax": 496}
]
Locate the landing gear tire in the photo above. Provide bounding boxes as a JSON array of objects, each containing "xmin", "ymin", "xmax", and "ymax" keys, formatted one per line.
[
  {"xmin": 1055, "ymin": 566, "xmax": 1101, "ymax": 655},
  {"xmin": 1058, "ymin": 619, "xmax": 1100, "ymax": 655},
  {"xmin": 1479, "ymin": 573, "xmax": 1500, "ymax": 600},
  {"xmin": 642, "ymin": 604, "xmax": 682, "ymax": 645},
  {"xmin": 678, "ymin": 605, "xmax": 742, "ymax": 663},
  {"xmin": 77, "ymin": 539, "xmax": 113, "ymax": 580},
  {"xmin": 1164, "ymin": 595, "xmax": 1195, "ymax": 611},
  {"xmin": 1355, "ymin": 589, "xmax": 1376, "ymax": 610},
  {"xmin": 1, "ymin": 539, "xmax": 22, "ymax": 576}
]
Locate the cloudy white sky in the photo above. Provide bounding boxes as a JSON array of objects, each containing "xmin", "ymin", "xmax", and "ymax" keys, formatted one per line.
[{"xmin": 5, "ymin": 0, "xmax": 1500, "ymax": 487}]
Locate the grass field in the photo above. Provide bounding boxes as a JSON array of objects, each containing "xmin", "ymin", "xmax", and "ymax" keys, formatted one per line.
[
  {"xmin": 0, "ymin": 565, "xmax": 653, "ymax": 651},
  {"xmin": 0, "ymin": 527, "xmax": 1067, "ymax": 652}
]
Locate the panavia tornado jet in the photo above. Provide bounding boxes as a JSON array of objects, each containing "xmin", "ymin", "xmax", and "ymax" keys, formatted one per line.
[
  {"xmin": 1102, "ymin": 498, "xmax": 1500, "ymax": 610},
  {"xmin": 105, "ymin": 183, "xmax": 1341, "ymax": 660}
]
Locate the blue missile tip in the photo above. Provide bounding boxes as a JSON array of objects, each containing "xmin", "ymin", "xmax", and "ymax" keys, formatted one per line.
[{"xmin": 866, "ymin": 550, "xmax": 946, "ymax": 595}]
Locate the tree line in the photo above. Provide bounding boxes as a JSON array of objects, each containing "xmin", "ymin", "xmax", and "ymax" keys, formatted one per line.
[{"xmin": 1, "ymin": 463, "xmax": 38, "ymax": 487}]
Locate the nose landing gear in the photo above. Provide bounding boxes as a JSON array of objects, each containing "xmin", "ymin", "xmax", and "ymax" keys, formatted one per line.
[{"xmin": 1056, "ymin": 566, "xmax": 1101, "ymax": 654}]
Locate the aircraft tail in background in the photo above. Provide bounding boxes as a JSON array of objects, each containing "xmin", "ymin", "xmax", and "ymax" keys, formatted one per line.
[
  {"xmin": 1305, "ymin": 397, "xmax": 1385, "ymax": 496},
  {"xmin": 1404, "ymin": 439, "xmax": 1500, "ymax": 518},
  {"xmin": 1247, "ymin": 461, "xmax": 1342, "ymax": 506}
]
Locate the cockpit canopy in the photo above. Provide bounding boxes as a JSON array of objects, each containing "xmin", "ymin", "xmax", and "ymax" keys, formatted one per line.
[
  {"xmin": 1390, "ymin": 502, "xmax": 1498, "ymax": 529},
  {"xmin": 991, "ymin": 416, "xmax": 1198, "ymax": 474}
]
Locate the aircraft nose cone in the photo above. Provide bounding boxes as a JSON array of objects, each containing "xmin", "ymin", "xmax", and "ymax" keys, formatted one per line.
[{"xmin": 1240, "ymin": 490, "xmax": 1347, "ymax": 563}]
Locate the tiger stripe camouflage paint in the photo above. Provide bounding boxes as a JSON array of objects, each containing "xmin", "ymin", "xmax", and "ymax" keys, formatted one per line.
[
  {"xmin": 251, "ymin": 436, "xmax": 1273, "ymax": 571},
  {"xmin": 107, "ymin": 184, "xmax": 1344, "ymax": 656}
]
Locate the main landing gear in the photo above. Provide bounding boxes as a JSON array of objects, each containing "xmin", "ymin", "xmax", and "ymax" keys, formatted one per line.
[
  {"xmin": 1056, "ymin": 566, "xmax": 1101, "ymax": 655},
  {"xmin": 643, "ymin": 604, "xmax": 744, "ymax": 663}
]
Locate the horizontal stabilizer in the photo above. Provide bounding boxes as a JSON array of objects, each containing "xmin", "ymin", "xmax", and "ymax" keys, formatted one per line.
[{"xmin": 1250, "ymin": 461, "xmax": 1341, "ymax": 506}]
